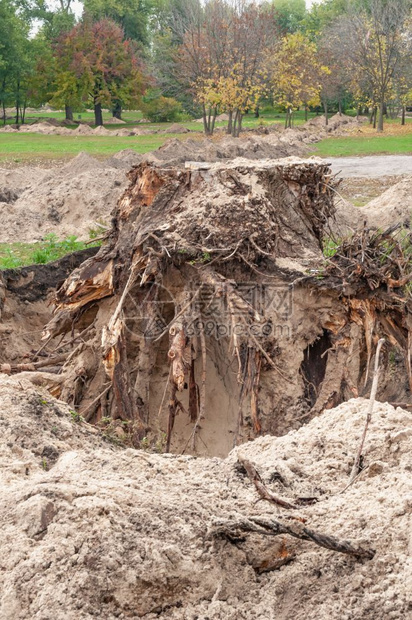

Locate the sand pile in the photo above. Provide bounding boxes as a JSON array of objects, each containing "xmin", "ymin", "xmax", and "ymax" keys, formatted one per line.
[
  {"xmin": 0, "ymin": 153, "xmax": 129, "ymax": 242},
  {"xmin": 360, "ymin": 175, "xmax": 412, "ymax": 229},
  {"xmin": 331, "ymin": 174, "xmax": 412, "ymax": 234},
  {"xmin": 164, "ymin": 123, "xmax": 190, "ymax": 133},
  {"xmin": 146, "ymin": 133, "xmax": 308, "ymax": 166},
  {"xmin": 0, "ymin": 373, "xmax": 410, "ymax": 619}
]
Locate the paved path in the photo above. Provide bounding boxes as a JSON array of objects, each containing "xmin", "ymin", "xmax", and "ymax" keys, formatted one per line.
[{"xmin": 327, "ymin": 155, "xmax": 412, "ymax": 178}]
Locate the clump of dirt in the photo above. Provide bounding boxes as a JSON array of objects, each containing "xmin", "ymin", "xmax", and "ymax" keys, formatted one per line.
[
  {"xmin": 0, "ymin": 187, "xmax": 20, "ymax": 203},
  {"xmin": 0, "ymin": 374, "xmax": 410, "ymax": 619}
]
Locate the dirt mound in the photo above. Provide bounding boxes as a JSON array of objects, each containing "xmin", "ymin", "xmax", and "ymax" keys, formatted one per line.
[
  {"xmin": 163, "ymin": 123, "xmax": 190, "ymax": 133},
  {"xmin": 331, "ymin": 174, "xmax": 412, "ymax": 234},
  {"xmin": 360, "ymin": 175, "xmax": 412, "ymax": 229},
  {"xmin": 108, "ymin": 117, "xmax": 126, "ymax": 124},
  {"xmin": 0, "ymin": 154, "xmax": 127, "ymax": 242},
  {"xmin": 146, "ymin": 134, "xmax": 308, "ymax": 166},
  {"xmin": 106, "ymin": 149, "xmax": 143, "ymax": 169},
  {"xmin": 61, "ymin": 152, "xmax": 106, "ymax": 175},
  {"xmin": 93, "ymin": 126, "xmax": 113, "ymax": 136},
  {"xmin": 0, "ymin": 374, "xmax": 410, "ymax": 619}
]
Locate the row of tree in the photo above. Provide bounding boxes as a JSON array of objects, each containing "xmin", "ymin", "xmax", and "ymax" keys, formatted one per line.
[{"xmin": 0, "ymin": 0, "xmax": 411, "ymax": 132}]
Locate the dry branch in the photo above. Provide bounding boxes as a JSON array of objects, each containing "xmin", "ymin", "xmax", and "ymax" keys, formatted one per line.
[
  {"xmin": 211, "ymin": 516, "xmax": 375, "ymax": 560},
  {"xmin": 238, "ymin": 457, "xmax": 297, "ymax": 510}
]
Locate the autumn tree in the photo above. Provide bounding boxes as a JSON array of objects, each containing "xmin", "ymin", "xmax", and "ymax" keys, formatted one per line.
[
  {"xmin": 327, "ymin": 0, "xmax": 412, "ymax": 132},
  {"xmin": 175, "ymin": 0, "xmax": 276, "ymax": 136},
  {"xmin": 270, "ymin": 32, "xmax": 328, "ymax": 128},
  {"xmin": 54, "ymin": 18, "xmax": 145, "ymax": 126}
]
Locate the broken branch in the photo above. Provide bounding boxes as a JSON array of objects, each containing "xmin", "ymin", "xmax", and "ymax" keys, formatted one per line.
[
  {"xmin": 238, "ymin": 457, "xmax": 297, "ymax": 510},
  {"xmin": 211, "ymin": 515, "xmax": 375, "ymax": 560}
]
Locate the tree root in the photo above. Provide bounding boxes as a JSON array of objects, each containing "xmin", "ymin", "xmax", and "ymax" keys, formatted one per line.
[{"xmin": 210, "ymin": 515, "xmax": 375, "ymax": 560}]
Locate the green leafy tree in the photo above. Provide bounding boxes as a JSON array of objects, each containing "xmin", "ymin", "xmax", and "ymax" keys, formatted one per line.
[
  {"xmin": 272, "ymin": 0, "xmax": 306, "ymax": 33},
  {"xmin": 0, "ymin": 0, "xmax": 31, "ymax": 123},
  {"xmin": 82, "ymin": 0, "xmax": 154, "ymax": 46}
]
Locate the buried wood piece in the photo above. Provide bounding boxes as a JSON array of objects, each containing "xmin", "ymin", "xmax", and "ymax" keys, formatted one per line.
[
  {"xmin": 0, "ymin": 353, "xmax": 68, "ymax": 374},
  {"xmin": 238, "ymin": 457, "xmax": 298, "ymax": 510},
  {"xmin": 347, "ymin": 338, "xmax": 385, "ymax": 487},
  {"xmin": 211, "ymin": 516, "xmax": 375, "ymax": 560}
]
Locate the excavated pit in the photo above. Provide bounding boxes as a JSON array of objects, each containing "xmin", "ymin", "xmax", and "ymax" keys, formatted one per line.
[{"xmin": 0, "ymin": 157, "xmax": 407, "ymax": 458}]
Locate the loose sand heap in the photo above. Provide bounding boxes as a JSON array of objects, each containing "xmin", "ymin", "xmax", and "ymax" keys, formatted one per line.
[
  {"xmin": 0, "ymin": 152, "xmax": 140, "ymax": 242},
  {"xmin": 0, "ymin": 373, "xmax": 410, "ymax": 619},
  {"xmin": 360, "ymin": 175, "xmax": 412, "ymax": 229},
  {"xmin": 333, "ymin": 174, "xmax": 412, "ymax": 234}
]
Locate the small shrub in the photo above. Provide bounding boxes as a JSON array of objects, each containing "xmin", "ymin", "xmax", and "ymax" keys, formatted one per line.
[{"xmin": 141, "ymin": 96, "xmax": 182, "ymax": 123}]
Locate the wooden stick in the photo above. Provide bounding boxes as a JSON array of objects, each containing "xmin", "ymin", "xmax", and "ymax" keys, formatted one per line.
[
  {"xmin": 211, "ymin": 516, "xmax": 375, "ymax": 560},
  {"xmin": 238, "ymin": 457, "xmax": 297, "ymax": 510},
  {"xmin": 81, "ymin": 384, "xmax": 112, "ymax": 422},
  {"xmin": 1, "ymin": 353, "xmax": 68, "ymax": 374},
  {"xmin": 347, "ymin": 338, "xmax": 385, "ymax": 486}
]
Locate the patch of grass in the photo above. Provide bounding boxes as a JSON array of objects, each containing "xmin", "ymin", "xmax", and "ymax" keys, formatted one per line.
[
  {"xmin": 0, "ymin": 133, "xmax": 179, "ymax": 163},
  {"xmin": 0, "ymin": 233, "xmax": 100, "ymax": 270},
  {"xmin": 313, "ymin": 132, "xmax": 412, "ymax": 157}
]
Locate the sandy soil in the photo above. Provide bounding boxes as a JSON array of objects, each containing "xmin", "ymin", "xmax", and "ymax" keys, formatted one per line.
[{"xmin": 0, "ymin": 374, "xmax": 410, "ymax": 619}]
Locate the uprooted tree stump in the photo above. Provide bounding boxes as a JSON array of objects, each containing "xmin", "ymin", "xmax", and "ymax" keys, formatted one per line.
[{"xmin": 18, "ymin": 157, "xmax": 411, "ymax": 455}]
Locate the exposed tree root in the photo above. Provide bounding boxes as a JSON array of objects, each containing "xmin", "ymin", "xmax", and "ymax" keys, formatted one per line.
[{"xmin": 211, "ymin": 515, "xmax": 375, "ymax": 560}]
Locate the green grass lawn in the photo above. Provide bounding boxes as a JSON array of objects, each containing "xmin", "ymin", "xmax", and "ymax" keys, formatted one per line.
[
  {"xmin": 312, "ymin": 133, "xmax": 412, "ymax": 157},
  {"xmin": 0, "ymin": 133, "xmax": 184, "ymax": 163},
  {"xmin": 1, "ymin": 107, "xmax": 411, "ymax": 162}
]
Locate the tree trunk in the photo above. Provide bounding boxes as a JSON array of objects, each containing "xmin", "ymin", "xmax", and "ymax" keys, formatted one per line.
[
  {"xmin": 112, "ymin": 101, "xmax": 122, "ymax": 119},
  {"xmin": 94, "ymin": 101, "xmax": 103, "ymax": 127},
  {"xmin": 202, "ymin": 104, "xmax": 210, "ymax": 136},
  {"xmin": 357, "ymin": 105, "xmax": 361, "ymax": 120},
  {"xmin": 65, "ymin": 105, "xmax": 73, "ymax": 121},
  {"xmin": 209, "ymin": 107, "xmax": 217, "ymax": 135},
  {"xmin": 305, "ymin": 105, "xmax": 308, "ymax": 122},
  {"xmin": 323, "ymin": 101, "xmax": 328, "ymax": 126},
  {"xmin": 373, "ymin": 107, "xmax": 377, "ymax": 129},
  {"xmin": 377, "ymin": 98, "xmax": 384, "ymax": 132},
  {"xmin": 227, "ymin": 110, "xmax": 233, "ymax": 135},
  {"xmin": 401, "ymin": 106, "xmax": 406, "ymax": 126},
  {"xmin": 237, "ymin": 113, "xmax": 243, "ymax": 135},
  {"xmin": 338, "ymin": 100, "xmax": 342, "ymax": 116},
  {"xmin": 21, "ymin": 101, "xmax": 26, "ymax": 124},
  {"xmin": 254, "ymin": 106, "xmax": 259, "ymax": 118}
]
